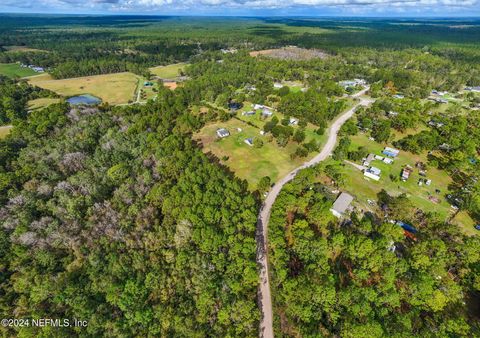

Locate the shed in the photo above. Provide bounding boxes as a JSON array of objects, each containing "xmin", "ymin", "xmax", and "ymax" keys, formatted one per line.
[
  {"xmin": 244, "ymin": 138, "xmax": 254, "ymax": 146},
  {"xmin": 383, "ymin": 147, "xmax": 400, "ymax": 158},
  {"xmin": 216, "ymin": 128, "xmax": 230, "ymax": 138},
  {"xmin": 330, "ymin": 192, "xmax": 354, "ymax": 218},
  {"xmin": 289, "ymin": 117, "xmax": 299, "ymax": 126}
]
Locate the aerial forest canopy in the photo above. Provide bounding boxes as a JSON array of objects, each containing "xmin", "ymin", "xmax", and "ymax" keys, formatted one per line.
[
  {"xmin": 0, "ymin": 87, "xmax": 259, "ymax": 336},
  {"xmin": 0, "ymin": 15, "xmax": 479, "ymax": 337},
  {"xmin": 268, "ymin": 168, "xmax": 480, "ymax": 337}
]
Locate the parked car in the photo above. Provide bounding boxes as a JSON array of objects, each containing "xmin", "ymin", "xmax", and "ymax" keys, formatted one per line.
[{"xmin": 475, "ymin": 225, "xmax": 480, "ymax": 231}]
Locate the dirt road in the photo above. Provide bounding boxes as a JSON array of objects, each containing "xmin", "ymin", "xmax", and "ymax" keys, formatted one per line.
[{"xmin": 256, "ymin": 88, "xmax": 373, "ymax": 338}]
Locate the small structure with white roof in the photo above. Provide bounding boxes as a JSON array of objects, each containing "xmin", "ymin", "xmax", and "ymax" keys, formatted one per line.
[
  {"xmin": 216, "ymin": 128, "xmax": 230, "ymax": 138},
  {"xmin": 383, "ymin": 147, "xmax": 400, "ymax": 158},
  {"xmin": 274, "ymin": 82, "xmax": 284, "ymax": 89},
  {"xmin": 244, "ymin": 138, "xmax": 254, "ymax": 146},
  {"xmin": 330, "ymin": 192, "xmax": 354, "ymax": 218}
]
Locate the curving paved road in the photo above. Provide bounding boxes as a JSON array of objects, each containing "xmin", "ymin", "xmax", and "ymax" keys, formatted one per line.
[{"xmin": 256, "ymin": 88, "xmax": 373, "ymax": 338}]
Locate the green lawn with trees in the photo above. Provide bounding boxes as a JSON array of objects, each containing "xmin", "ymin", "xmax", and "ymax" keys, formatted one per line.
[{"xmin": 0, "ymin": 63, "xmax": 37, "ymax": 78}]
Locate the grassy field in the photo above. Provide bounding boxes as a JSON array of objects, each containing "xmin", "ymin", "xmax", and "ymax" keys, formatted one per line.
[
  {"xmin": 0, "ymin": 63, "xmax": 37, "ymax": 78},
  {"xmin": 3, "ymin": 45, "xmax": 46, "ymax": 53},
  {"xmin": 27, "ymin": 98, "xmax": 62, "ymax": 110},
  {"xmin": 138, "ymin": 82, "xmax": 159, "ymax": 102},
  {"xmin": 149, "ymin": 63, "xmax": 186, "ymax": 79},
  {"xmin": 235, "ymin": 102, "xmax": 326, "ymax": 144},
  {"xmin": 328, "ymin": 132, "xmax": 477, "ymax": 235},
  {"xmin": 194, "ymin": 118, "xmax": 317, "ymax": 189},
  {"xmin": 27, "ymin": 72, "xmax": 139, "ymax": 105},
  {"xmin": 0, "ymin": 126, "xmax": 12, "ymax": 139},
  {"xmin": 452, "ymin": 211, "xmax": 478, "ymax": 236}
]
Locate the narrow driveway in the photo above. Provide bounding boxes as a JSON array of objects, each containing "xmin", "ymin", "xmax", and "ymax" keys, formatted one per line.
[{"xmin": 256, "ymin": 88, "xmax": 373, "ymax": 338}]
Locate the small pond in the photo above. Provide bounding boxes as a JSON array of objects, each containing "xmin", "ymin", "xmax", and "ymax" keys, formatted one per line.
[{"xmin": 67, "ymin": 94, "xmax": 102, "ymax": 105}]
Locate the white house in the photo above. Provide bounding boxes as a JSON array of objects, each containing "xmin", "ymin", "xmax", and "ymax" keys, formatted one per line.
[
  {"xmin": 364, "ymin": 166, "xmax": 381, "ymax": 181},
  {"xmin": 289, "ymin": 117, "xmax": 299, "ymax": 126},
  {"xmin": 364, "ymin": 171, "xmax": 380, "ymax": 181},
  {"xmin": 216, "ymin": 128, "xmax": 230, "ymax": 138},
  {"xmin": 330, "ymin": 192, "xmax": 354, "ymax": 218},
  {"xmin": 253, "ymin": 104, "xmax": 264, "ymax": 110}
]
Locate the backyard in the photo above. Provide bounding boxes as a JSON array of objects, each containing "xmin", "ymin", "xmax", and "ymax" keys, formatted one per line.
[{"xmin": 0, "ymin": 63, "xmax": 37, "ymax": 78}]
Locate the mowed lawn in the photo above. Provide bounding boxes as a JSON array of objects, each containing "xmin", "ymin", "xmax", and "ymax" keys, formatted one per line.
[
  {"xmin": 149, "ymin": 63, "xmax": 186, "ymax": 78},
  {"xmin": 27, "ymin": 72, "xmax": 139, "ymax": 105},
  {"xmin": 236, "ymin": 102, "xmax": 327, "ymax": 145},
  {"xmin": 194, "ymin": 118, "xmax": 312, "ymax": 189},
  {"xmin": 332, "ymin": 132, "xmax": 477, "ymax": 234},
  {"xmin": 0, "ymin": 63, "xmax": 37, "ymax": 78},
  {"xmin": 27, "ymin": 98, "xmax": 62, "ymax": 110},
  {"xmin": 0, "ymin": 126, "xmax": 13, "ymax": 139}
]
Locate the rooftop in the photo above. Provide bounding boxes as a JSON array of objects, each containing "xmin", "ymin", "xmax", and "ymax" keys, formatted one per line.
[{"xmin": 331, "ymin": 192, "xmax": 354, "ymax": 217}]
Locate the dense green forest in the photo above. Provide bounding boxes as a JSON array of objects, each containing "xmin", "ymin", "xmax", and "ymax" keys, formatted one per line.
[
  {"xmin": 1, "ymin": 15, "xmax": 480, "ymax": 337},
  {"xmin": 268, "ymin": 167, "xmax": 480, "ymax": 337},
  {"xmin": 0, "ymin": 87, "xmax": 259, "ymax": 336}
]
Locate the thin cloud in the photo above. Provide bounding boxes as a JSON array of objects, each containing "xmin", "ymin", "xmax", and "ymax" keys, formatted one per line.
[{"xmin": 1, "ymin": 0, "xmax": 480, "ymax": 14}]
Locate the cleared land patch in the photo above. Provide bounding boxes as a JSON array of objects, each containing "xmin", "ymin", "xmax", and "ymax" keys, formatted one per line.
[
  {"xmin": 27, "ymin": 72, "xmax": 139, "ymax": 105},
  {"xmin": 149, "ymin": 63, "xmax": 186, "ymax": 79},
  {"xmin": 249, "ymin": 46, "xmax": 329, "ymax": 60},
  {"xmin": 2, "ymin": 45, "xmax": 46, "ymax": 53},
  {"xmin": 27, "ymin": 98, "xmax": 62, "ymax": 110},
  {"xmin": 0, "ymin": 63, "xmax": 37, "ymax": 78},
  {"xmin": 194, "ymin": 118, "xmax": 318, "ymax": 189},
  {"xmin": 0, "ymin": 126, "xmax": 12, "ymax": 139}
]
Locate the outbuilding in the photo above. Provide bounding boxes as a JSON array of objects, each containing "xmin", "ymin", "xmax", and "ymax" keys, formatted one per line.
[
  {"xmin": 244, "ymin": 138, "xmax": 254, "ymax": 146},
  {"xmin": 216, "ymin": 128, "xmax": 230, "ymax": 138},
  {"xmin": 330, "ymin": 192, "xmax": 354, "ymax": 218},
  {"xmin": 383, "ymin": 147, "xmax": 400, "ymax": 158}
]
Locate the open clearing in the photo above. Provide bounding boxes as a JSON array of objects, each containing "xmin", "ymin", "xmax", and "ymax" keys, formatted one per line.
[
  {"xmin": 0, "ymin": 126, "xmax": 13, "ymax": 139},
  {"xmin": 0, "ymin": 63, "xmax": 37, "ymax": 78},
  {"xmin": 194, "ymin": 118, "xmax": 321, "ymax": 189},
  {"xmin": 194, "ymin": 100, "xmax": 332, "ymax": 189},
  {"xmin": 2, "ymin": 45, "xmax": 46, "ymax": 53},
  {"xmin": 149, "ymin": 63, "xmax": 186, "ymax": 79},
  {"xmin": 27, "ymin": 98, "xmax": 62, "ymax": 110},
  {"xmin": 249, "ymin": 46, "xmax": 329, "ymax": 60},
  {"xmin": 27, "ymin": 72, "xmax": 139, "ymax": 105}
]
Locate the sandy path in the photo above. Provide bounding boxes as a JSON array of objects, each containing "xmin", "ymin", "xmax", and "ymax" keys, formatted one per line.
[{"xmin": 256, "ymin": 88, "xmax": 373, "ymax": 338}]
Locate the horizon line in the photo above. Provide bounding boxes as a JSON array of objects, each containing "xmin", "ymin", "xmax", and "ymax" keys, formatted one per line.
[{"xmin": 1, "ymin": 12, "xmax": 480, "ymax": 19}]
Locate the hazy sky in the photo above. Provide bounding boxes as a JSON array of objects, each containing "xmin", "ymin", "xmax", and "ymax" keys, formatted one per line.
[{"xmin": 1, "ymin": 0, "xmax": 480, "ymax": 17}]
